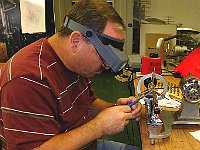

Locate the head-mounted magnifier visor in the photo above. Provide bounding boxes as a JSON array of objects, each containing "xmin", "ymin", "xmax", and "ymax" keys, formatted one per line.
[
  {"xmin": 64, "ymin": 16, "xmax": 128, "ymax": 73},
  {"xmin": 95, "ymin": 32, "xmax": 124, "ymax": 50}
]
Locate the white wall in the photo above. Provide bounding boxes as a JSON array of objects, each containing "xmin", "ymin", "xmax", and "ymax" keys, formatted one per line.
[{"xmin": 149, "ymin": 0, "xmax": 200, "ymax": 31}]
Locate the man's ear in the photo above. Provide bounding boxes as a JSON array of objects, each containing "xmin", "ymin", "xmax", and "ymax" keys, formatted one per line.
[{"xmin": 69, "ymin": 31, "xmax": 82, "ymax": 51}]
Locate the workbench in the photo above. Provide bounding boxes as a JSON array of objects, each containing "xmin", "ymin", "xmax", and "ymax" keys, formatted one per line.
[{"xmin": 134, "ymin": 73, "xmax": 200, "ymax": 150}]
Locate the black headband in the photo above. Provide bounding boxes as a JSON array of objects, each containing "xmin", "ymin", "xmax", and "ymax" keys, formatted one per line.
[{"xmin": 64, "ymin": 16, "xmax": 124, "ymax": 49}]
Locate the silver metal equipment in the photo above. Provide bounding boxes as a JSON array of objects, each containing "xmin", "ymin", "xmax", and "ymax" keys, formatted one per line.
[
  {"xmin": 156, "ymin": 31, "xmax": 200, "ymax": 70},
  {"xmin": 173, "ymin": 76, "xmax": 200, "ymax": 124},
  {"xmin": 137, "ymin": 72, "xmax": 173, "ymax": 144}
]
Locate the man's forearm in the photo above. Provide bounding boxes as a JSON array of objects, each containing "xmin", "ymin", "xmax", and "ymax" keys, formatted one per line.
[
  {"xmin": 34, "ymin": 99, "xmax": 114, "ymax": 150},
  {"xmin": 35, "ymin": 118, "xmax": 103, "ymax": 150},
  {"xmin": 37, "ymin": 98, "xmax": 114, "ymax": 150}
]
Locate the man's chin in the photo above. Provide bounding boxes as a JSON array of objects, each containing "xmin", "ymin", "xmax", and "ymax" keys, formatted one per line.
[{"xmin": 79, "ymin": 73, "xmax": 93, "ymax": 78}]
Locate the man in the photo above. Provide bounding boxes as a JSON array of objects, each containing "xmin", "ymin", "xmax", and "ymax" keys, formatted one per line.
[{"xmin": 0, "ymin": 0, "xmax": 142, "ymax": 149}]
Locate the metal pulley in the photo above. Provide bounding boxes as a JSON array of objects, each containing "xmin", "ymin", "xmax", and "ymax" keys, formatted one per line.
[{"xmin": 181, "ymin": 77, "xmax": 200, "ymax": 103}]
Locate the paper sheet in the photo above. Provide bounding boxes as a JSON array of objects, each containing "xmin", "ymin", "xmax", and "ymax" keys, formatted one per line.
[
  {"xmin": 20, "ymin": 0, "xmax": 46, "ymax": 33},
  {"xmin": 189, "ymin": 130, "xmax": 200, "ymax": 141}
]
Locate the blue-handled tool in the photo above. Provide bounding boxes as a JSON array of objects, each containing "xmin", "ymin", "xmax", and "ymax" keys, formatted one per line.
[
  {"xmin": 128, "ymin": 99, "xmax": 139, "ymax": 107},
  {"xmin": 127, "ymin": 89, "xmax": 153, "ymax": 107}
]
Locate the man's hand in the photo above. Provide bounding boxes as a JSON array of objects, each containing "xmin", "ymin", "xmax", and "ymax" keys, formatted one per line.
[
  {"xmin": 94, "ymin": 105, "xmax": 132, "ymax": 135},
  {"xmin": 117, "ymin": 97, "xmax": 142, "ymax": 121}
]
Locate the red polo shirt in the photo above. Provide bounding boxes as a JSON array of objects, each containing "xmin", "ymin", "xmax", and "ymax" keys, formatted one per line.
[{"xmin": 0, "ymin": 38, "xmax": 97, "ymax": 149}]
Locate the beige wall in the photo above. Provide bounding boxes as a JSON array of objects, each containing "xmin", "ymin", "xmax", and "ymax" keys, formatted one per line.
[
  {"xmin": 149, "ymin": 0, "xmax": 200, "ymax": 31},
  {"xmin": 53, "ymin": 0, "xmax": 72, "ymax": 32}
]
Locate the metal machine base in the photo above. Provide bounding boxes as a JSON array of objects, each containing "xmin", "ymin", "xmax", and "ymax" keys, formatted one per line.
[
  {"xmin": 148, "ymin": 103, "xmax": 200, "ymax": 145},
  {"xmin": 148, "ymin": 111, "xmax": 173, "ymax": 144},
  {"xmin": 173, "ymin": 101, "xmax": 200, "ymax": 125}
]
